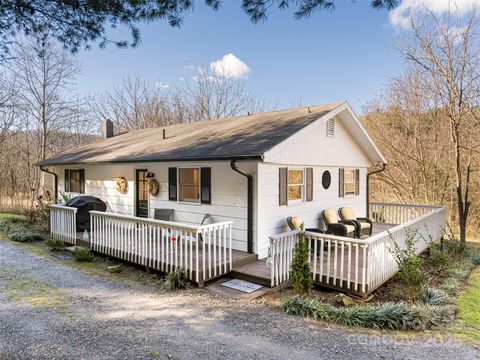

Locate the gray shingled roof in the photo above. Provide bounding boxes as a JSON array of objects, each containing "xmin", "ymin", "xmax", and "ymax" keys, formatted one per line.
[{"xmin": 37, "ymin": 102, "xmax": 344, "ymax": 166}]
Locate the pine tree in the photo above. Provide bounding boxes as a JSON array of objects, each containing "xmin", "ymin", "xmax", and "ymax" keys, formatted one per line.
[{"xmin": 290, "ymin": 232, "xmax": 313, "ymax": 296}]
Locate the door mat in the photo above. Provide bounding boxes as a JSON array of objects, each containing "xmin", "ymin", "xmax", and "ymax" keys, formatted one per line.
[{"xmin": 221, "ymin": 279, "xmax": 263, "ymax": 293}]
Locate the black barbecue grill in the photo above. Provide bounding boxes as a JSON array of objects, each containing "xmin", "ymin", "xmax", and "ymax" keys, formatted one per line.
[{"xmin": 65, "ymin": 195, "xmax": 106, "ymax": 231}]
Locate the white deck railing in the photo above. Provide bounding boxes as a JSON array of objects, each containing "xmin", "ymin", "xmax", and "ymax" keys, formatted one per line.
[
  {"xmin": 90, "ymin": 211, "xmax": 233, "ymax": 285},
  {"xmin": 369, "ymin": 202, "xmax": 438, "ymax": 225},
  {"xmin": 269, "ymin": 203, "xmax": 446, "ymax": 294},
  {"xmin": 49, "ymin": 205, "xmax": 77, "ymax": 245}
]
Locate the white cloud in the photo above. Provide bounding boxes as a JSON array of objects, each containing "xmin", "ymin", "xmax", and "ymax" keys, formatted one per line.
[
  {"xmin": 209, "ymin": 53, "xmax": 251, "ymax": 78},
  {"xmin": 389, "ymin": 0, "xmax": 477, "ymax": 28}
]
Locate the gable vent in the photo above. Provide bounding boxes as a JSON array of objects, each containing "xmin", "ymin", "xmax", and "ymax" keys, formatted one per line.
[{"xmin": 326, "ymin": 118, "xmax": 335, "ymax": 137}]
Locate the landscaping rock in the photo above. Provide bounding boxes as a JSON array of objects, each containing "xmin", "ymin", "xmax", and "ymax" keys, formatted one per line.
[
  {"xmin": 65, "ymin": 245, "xmax": 82, "ymax": 253},
  {"xmin": 335, "ymin": 293, "xmax": 355, "ymax": 306},
  {"xmin": 107, "ymin": 265, "xmax": 123, "ymax": 273}
]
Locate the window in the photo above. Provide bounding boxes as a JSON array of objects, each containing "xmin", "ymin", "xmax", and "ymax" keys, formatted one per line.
[
  {"xmin": 326, "ymin": 118, "xmax": 335, "ymax": 137},
  {"xmin": 64, "ymin": 169, "xmax": 84, "ymax": 194},
  {"xmin": 178, "ymin": 168, "xmax": 200, "ymax": 203},
  {"xmin": 344, "ymin": 169, "xmax": 356, "ymax": 196},
  {"xmin": 288, "ymin": 169, "xmax": 304, "ymax": 202}
]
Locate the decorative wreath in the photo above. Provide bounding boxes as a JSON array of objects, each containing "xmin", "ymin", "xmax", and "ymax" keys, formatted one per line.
[
  {"xmin": 115, "ymin": 177, "xmax": 128, "ymax": 194},
  {"xmin": 148, "ymin": 178, "xmax": 159, "ymax": 196}
]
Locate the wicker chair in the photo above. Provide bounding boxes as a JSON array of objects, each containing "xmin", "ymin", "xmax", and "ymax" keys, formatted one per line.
[
  {"xmin": 338, "ymin": 207, "xmax": 373, "ymax": 238},
  {"xmin": 321, "ymin": 208, "xmax": 356, "ymax": 238},
  {"xmin": 286, "ymin": 216, "xmax": 326, "ymax": 234}
]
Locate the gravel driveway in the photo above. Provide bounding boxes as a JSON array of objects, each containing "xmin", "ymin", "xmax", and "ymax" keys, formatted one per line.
[{"xmin": 0, "ymin": 239, "xmax": 478, "ymax": 360}]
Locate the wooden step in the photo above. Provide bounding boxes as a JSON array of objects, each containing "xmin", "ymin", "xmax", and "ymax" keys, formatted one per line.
[
  {"xmin": 232, "ymin": 252, "xmax": 258, "ymax": 268},
  {"xmin": 231, "ymin": 259, "xmax": 272, "ymax": 287}
]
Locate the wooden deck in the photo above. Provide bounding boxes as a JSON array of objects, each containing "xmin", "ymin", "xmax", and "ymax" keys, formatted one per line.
[{"xmin": 231, "ymin": 222, "xmax": 395, "ymax": 289}]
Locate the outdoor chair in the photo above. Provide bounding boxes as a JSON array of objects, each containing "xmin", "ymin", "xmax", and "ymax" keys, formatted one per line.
[
  {"xmin": 286, "ymin": 216, "xmax": 329, "ymax": 254},
  {"xmin": 338, "ymin": 207, "xmax": 373, "ymax": 238},
  {"xmin": 321, "ymin": 208, "xmax": 356, "ymax": 238},
  {"xmin": 154, "ymin": 208, "xmax": 174, "ymax": 221},
  {"xmin": 286, "ymin": 216, "xmax": 326, "ymax": 234}
]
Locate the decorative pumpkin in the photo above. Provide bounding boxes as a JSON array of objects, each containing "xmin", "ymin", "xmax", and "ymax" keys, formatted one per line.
[
  {"xmin": 115, "ymin": 177, "xmax": 128, "ymax": 194},
  {"xmin": 148, "ymin": 178, "xmax": 159, "ymax": 196}
]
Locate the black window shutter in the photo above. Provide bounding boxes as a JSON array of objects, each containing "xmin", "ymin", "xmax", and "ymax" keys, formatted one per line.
[
  {"xmin": 168, "ymin": 167, "xmax": 177, "ymax": 201},
  {"xmin": 279, "ymin": 168, "xmax": 287, "ymax": 206},
  {"xmin": 355, "ymin": 168, "xmax": 360, "ymax": 195},
  {"xmin": 339, "ymin": 168, "xmax": 344, "ymax": 198},
  {"xmin": 201, "ymin": 167, "xmax": 211, "ymax": 204},
  {"xmin": 306, "ymin": 168, "xmax": 313, "ymax": 202},
  {"xmin": 64, "ymin": 169, "xmax": 70, "ymax": 192},
  {"xmin": 79, "ymin": 169, "xmax": 85, "ymax": 194}
]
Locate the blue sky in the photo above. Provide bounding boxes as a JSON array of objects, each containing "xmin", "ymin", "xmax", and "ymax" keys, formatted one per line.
[{"xmin": 76, "ymin": 2, "xmax": 408, "ymax": 114}]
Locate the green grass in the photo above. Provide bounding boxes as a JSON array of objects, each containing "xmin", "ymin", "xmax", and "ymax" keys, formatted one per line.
[{"xmin": 453, "ymin": 268, "xmax": 480, "ymax": 343}]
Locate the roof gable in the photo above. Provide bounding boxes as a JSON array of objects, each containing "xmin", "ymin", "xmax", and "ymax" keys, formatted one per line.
[{"xmin": 263, "ymin": 102, "xmax": 387, "ymax": 165}]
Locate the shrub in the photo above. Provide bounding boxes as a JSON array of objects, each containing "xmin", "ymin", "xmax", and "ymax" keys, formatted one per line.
[
  {"xmin": 417, "ymin": 287, "xmax": 450, "ymax": 305},
  {"xmin": 71, "ymin": 247, "xmax": 94, "ymax": 262},
  {"xmin": 45, "ymin": 238, "xmax": 65, "ymax": 251},
  {"xmin": 283, "ymin": 296, "xmax": 454, "ymax": 330},
  {"xmin": 290, "ymin": 232, "xmax": 313, "ymax": 296},
  {"xmin": 162, "ymin": 267, "xmax": 189, "ymax": 290},
  {"xmin": 428, "ymin": 244, "xmax": 452, "ymax": 271},
  {"xmin": 390, "ymin": 230, "xmax": 426, "ymax": 301},
  {"xmin": 0, "ymin": 219, "xmax": 45, "ymax": 242},
  {"xmin": 8, "ymin": 230, "xmax": 45, "ymax": 243}
]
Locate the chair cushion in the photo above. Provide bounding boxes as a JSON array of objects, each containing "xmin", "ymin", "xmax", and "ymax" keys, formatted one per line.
[
  {"xmin": 360, "ymin": 222, "xmax": 371, "ymax": 230},
  {"xmin": 289, "ymin": 216, "xmax": 304, "ymax": 230},
  {"xmin": 324, "ymin": 209, "xmax": 338, "ymax": 224},
  {"xmin": 345, "ymin": 224, "xmax": 356, "ymax": 233},
  {"xmin": 340, "ymin": 207, "xmax": 357, "ymax": 221}
]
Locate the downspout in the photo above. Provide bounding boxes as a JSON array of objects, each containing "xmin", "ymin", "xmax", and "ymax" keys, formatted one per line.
[
  {"xmin": 366, "ymin": 163, "xmax": 387, "ymax": 217},
  {"xmin": 40, "ymin": 166, "xmax": 58, "ymax": 202},
  {"xmin": 230, "ymin": 159, "xmax": 254, "ymax": 254}
]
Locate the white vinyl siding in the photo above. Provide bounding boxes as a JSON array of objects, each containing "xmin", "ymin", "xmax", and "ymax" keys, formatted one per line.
[
  {"xmin": 256, "ymin": 163, "xmax": 368, "ymax": 258},
  {"xmin": 55, "ymin": 161, "xmax": 257, "ymax": 253}
]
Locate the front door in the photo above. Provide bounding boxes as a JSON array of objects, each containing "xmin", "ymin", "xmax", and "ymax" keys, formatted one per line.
[{"xmin": 135, "ymin": 169, "xmax": 149, "ymax": 218}]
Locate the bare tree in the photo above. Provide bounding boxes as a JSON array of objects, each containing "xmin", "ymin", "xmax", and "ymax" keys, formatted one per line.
[
  {"xmin": 370, "ymin": 9, "xmax": 480, "ymax": 243},
  {"xmin": 5, "ymin": 36, "xmax": 83, "ymax": 193},
  {"xmin": 182, "ymin": 68, "xmax": 265, "ymax": 121}
]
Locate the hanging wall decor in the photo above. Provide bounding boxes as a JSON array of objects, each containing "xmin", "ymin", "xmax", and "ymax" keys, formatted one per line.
[
  {"xmin": 148, "ymin": 178, "xmax": 160, "ymax": 196},
  {"xmin": 115, "ymin": 177, "xmax": 128, "ymax": 194}
]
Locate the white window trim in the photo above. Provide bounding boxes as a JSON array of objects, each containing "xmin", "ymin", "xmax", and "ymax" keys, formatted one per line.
[
  {"xmin": 287, "ymin": 167, "xmax": 306, "ymax": 205},
  {"xmin": 177, "ymin": 166, "xmax": 201, "ymax": 205},
  {"xmin": 343, "ymin": 168, "xmax": 356, "ymax": 197}
]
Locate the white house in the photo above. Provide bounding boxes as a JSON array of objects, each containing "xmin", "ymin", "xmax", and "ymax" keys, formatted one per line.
[
  {"xmin": 39, "ymin": 102, "xmax": 385, "ymax": 258},
  {"xmin": 39, "ymin": 101, "xmax": 446, "ymax": 294}
]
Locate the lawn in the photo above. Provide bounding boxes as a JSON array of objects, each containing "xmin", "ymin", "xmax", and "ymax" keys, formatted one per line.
[{"xmin": 454, "ymin": 268, "xmax": 480, "ymax": 343}]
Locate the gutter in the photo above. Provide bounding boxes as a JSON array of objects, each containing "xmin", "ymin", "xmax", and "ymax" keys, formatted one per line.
[
  {"xmin": 366, "ymin": 163, "xmax": 387, "ymax": 217},
  {"xmin": 40, "ymin": 166, "xmax": 58, "ymax": 201},
  {"xmin": 230, "ymin": 159, "xmax": 254, "ymax": 254}
]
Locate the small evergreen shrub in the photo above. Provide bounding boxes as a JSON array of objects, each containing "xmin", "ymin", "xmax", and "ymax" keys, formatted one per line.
[
  {"xmin": 390, "ymin": 230, "xmax": 426, "ymax": 301},
  {"xmin": 290, "ymin": 232, "xmax": 313, "ymax": 296},
  {"xmin": 283, "ymin": 296, "xmax": 454, "ymax": 330},
  {"xmin": 71, "ymin": 247, "xmax": 94, "ymax": 262},
  {"xmin": 45, "ymin": 238, "xmax": 65, "ymax": 251},
  {"xmin": 162, "ymin": 267, "xmax": 189, "ymax": 290}
]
